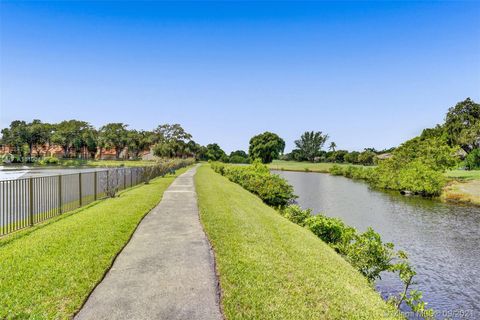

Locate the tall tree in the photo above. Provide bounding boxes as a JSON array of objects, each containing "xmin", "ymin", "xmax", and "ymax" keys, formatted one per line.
[
  {"xmin": 51, "ymin": 120, "xmax": 92, "ymax": 157},
  {"xmin": 249, "ymin": 132, "xmax": 285, "ymax": 164},
  {"xmin": 98, "ymin": 123, "xmax": 129, "ymax": 159},
  {"xmin": 1, "ymin": 121, "xmax": 29, "ymax": 157},
  {"xmin": 329, "ymin": 142, "xmax": 337, "ymax": 152},
  {"xmin": 27, "ymin": 120, "xmax": 53, "ymax": 157},
  {"xmin": 205, "ymin": 143, "xmax": 227, "ymax": 161},
  {"xmin": 153, "ymin": 124, "xmax": 193, "ymax": 158},
  {"xmin": 445, "ymin": 98, "xmax": 480, "ymax": 151},
  {"xmin": 126, "ymin": 130, "xmax": 153, "ymax": 159},
  {"xmin": 229, "ymin": 150, "xmax": 249, "ymax": 163},
  {"xmin": 294, "ymin": 131, "xmax": 329, "ymax": 162}
]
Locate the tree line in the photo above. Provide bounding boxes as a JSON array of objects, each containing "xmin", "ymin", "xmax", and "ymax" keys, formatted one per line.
[
  {"xmin": 2, "ymin": 98, "xmax": 478, "ymax": 171},
  {"xmin": 0, "ymin": 121, "xmax": 208, "ymax": 162}
]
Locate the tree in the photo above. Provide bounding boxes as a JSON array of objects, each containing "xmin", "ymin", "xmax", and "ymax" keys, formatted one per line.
[
  {"xmin": 344, "ymin": 151, "xmax": 360, "ymax": 164},
  {"xmin": 27, "ymin": 120, "xmax": 53, "ymax": 157},
  {"xmin": 229, "ymin": 150, "xmax": 249, "ymax": 163},
  {"xmin": 98, "ymin": 123, "xmax": 129, "ymax": 159},
  {"xmin": 204, "ymin": 143, "xmax": 227, "ymax": 161},
  {"xmin": 1, "ymin": 121, "xmax": 29, "ymax": 158},
  {"xmin": 82, "ymin": 128, "xmax": 98, "ymax": 159},
  {"xmin": 230, "ymin": 150, "xmax": 248, "ymax": 158},
  {"xmin": 329, "ymin": 142, "xmax": 337, "ymax": 152},
  {"xmin": 445, "ymin": 98, "xmax": 480, "ymax": 151},
  {"xmin": 249, "ymin": 132, "xmax": 285, "ymax": 164},
  {"xmin": 184, "ymin": 140, "xmax": 201, "ymax": 158},
  {"xmin": 51, "ymin": 120, "xmax": 92, "ymax": 158},
  {"xmin": 465, "ymin": 148, "xmax": 480, "ymax": 170},
  {"xmin": 328, "ymin": 150, "xmax": 348, "ymax": 163},
  {"xmin": 126, "ymin": 130, "xmax": 153, "ymax": 159},
  {"xmin": 358, "ymin": 150, "xmax": 376, "ymax": 166},
  {"xmin": 152, "ymin": 124, "xmax": 193, "ymax": 158},
  {"xmin": 294, "ymin": 131, "xmax": 329, "ymax": 162},
  {"xmin": 282, "ymin": 149, "xmax": 305, "ymax": 161}
]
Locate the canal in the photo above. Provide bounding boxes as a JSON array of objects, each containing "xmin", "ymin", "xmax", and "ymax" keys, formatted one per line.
[{"xmin": 275, "ymin": 170, "xmax": 480, "ymax": 319}]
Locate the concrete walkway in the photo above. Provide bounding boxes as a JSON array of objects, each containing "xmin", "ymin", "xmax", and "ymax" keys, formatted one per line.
[{"xmin": 75, "ymin": 166, "xmax": 223, "ymax": 320}]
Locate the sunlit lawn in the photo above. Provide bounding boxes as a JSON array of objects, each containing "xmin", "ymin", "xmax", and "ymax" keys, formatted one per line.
[
  {"xmin": 267, "ymin": 160, "xmax": 367, "ymax": 173},
  {"xmin": 195, "ymin": 165, "xmax": 402, "ymax": 320},
  {"xmin": 84, "ymin": 159, "xmax": 156, "ymax": 167},
  {"xmin": 0, "ymin": 167, "xmax": 188, "ymax": 319},
  {"xmin": 445, "ymin": 169, "xmax": 480, "ymax": 180}
]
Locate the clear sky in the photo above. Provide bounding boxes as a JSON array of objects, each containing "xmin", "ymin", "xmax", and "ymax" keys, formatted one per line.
[{"xmin": 1, "ymin": 1, "xmax": 479, "ymax": 153}]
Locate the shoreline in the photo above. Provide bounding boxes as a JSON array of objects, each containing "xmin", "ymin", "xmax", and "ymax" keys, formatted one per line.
[{"xmin": 268, "ymin": 161, "xmax": 480, "ymax": 207}]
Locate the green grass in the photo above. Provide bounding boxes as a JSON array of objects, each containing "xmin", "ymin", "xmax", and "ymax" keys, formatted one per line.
[
  {"xmin": 195, "ymin": 165, "xmax": 402, "ymax": 320},
  {"xmin": 445, "ymin": 169, "xmax": 480, "ymax": 180},
  {"xmin": 267, "ymin": 160, "xmax": 368, "ymax": 173},
  {"xmin": 84, "ymin": 159, "xmax": 157, "ymax": 167},
  {"xmin": 0, "ymin": 167, "xmax": 189, "ymax": 319}
]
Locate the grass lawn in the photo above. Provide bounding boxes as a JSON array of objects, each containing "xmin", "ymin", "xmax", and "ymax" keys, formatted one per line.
[
  {"xmin": 195, "ymin": 165, "xmax": 402, "ymax": 320},
  {"xmin": 84, "ymin": 159, "xmax": 156, "ymax": 167},
  {"xmin": 445, "ymin": 169, "xmax": 480, "ymax": 180},
  {"xmin": 0, "ymin": 167, "xmax": 189, "ymax": 319},
  {"xmin": 268, "ymin": 160, "xmax": 369, "ymax": 173}
]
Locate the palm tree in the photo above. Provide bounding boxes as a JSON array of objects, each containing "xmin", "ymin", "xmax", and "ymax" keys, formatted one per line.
[{"xmin": 329, "ymin": 142, "xmax": 337, "ymax": 152}]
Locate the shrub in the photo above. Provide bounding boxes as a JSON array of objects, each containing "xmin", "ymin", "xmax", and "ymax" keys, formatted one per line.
[
  {"xmin": 212, "ymin": 160, "xmax": 296, "ymax": 207},
  {"xmin": 282, "ymin": 205, "xmax": 311, "ymax": 226},
  {"xmin": 397, "ymin": 161, "xmax": 446, "ymax": 196},
  {"xmin": 345, "ymin": 228, "xmax": 395, "ymax": 282},
  {"xmin": 305, "ymin": 214, "xmax": 355, "ymax": 246},
  {"xmin": 229, "ymin": 155, "xmax": 249, "ymax": 164},
  {"xmin": 329, "ymin": 164, "xmax": 344, "ymax": 175},
  {"xmin": 465, "ymin": 148, "xmax": 480, "ymax": 170},
  {"xmin": 140, "ymin": 158, "xmax": 195, "ymax": 184},
  {"xmin": 37, "ymin": 156, "xmax": 60, "ymax": 165}
]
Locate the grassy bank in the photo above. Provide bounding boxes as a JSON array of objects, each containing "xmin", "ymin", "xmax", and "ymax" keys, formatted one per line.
[
  {"xmin": 83, "ymin": 159, "xmax": 156, "ymax": 167},
  {"xmin": 0, "ymin": 167, "xmax": 189, "ymax": 319},
  {"xmin": 195, "ymin": 165, "xmax": 402, "ymax": 320},
  {"xmin": 267, "ymin": 160, "xmax": 363, "ymax": 173}
]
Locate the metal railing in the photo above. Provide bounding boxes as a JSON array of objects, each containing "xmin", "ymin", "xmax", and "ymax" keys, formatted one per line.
[{"xmin": 0, "ymin": 161, "xmax": 192, "ymax": 236}]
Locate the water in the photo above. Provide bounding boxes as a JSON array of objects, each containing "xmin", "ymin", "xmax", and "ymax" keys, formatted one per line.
[
  {"xmin": 0, "ymin": 166, "xmax": 106, "ymax": 181},
  {"xmin": 275, "ymin": 170, "xmax": 480, "ymax": 320}
]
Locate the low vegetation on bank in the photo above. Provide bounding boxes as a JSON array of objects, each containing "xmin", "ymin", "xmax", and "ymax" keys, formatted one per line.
[
  {"xmin": 211, "ymin": 162, "xmax": 433, "ymax": 317},
  {"xmin": 196, "ymin": 165, "xmax": 403, "ymax": 319},
  {"xmin": 212, "ymin": 160, "xmax": 296, "ymax": 206},
  {"xmin": 0, "ymin": 167, "xmax": 189, "ymax": 319}
]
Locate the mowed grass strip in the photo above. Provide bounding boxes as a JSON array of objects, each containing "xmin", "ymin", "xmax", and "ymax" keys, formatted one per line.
[
  {"xmin": 267, "ymin": 160, "xmax": 368, "ymax": 173},
  {"xmin": 195, "ymin": 165, "xmax": 402, "ymax": 320},
  {"xmin": 0, "ymin": 167, "xmax": 189, "ymax": 319}
]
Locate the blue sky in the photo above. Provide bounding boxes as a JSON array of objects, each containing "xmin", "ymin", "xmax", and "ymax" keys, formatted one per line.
[{"xmin": 1, "ymin": 1, "xmax": 479, "ymax": 153}]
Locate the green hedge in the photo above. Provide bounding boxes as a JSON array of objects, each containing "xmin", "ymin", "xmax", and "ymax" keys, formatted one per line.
[{"xmin": 211, "ymin": 160, "xmax": 296, "ymax": 207}]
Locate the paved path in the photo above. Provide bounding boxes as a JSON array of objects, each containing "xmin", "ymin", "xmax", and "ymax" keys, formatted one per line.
[{"xmin": 75, "ymin": 166, "xmax": 223, "ymax": 320}]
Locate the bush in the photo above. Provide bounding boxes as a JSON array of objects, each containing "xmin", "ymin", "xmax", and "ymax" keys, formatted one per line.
[
  {"xmin": 37, "ymin": 156, "xmax": 60, "ymax": 165},
  {"xmin": 329, "ymin": 165, "xmax": 374, "ymax": 181},
  {"xmin": 281, "ymin": 205, "xmax": 311, "ymax": 226},
  {"xmin": 212, "ymin": 160, "xmax": 296, "ymax": 207},
  {"xmin": 465, "ymin": 148, "xmax": 480, "ymax": 170},
  {"xmin": 329, "ymin": 164, "xmax": 344, "ymax": 175},
  {"xmin": 281, "ymin": 205, "xmax": 396, "ymax": 284},
  {"xmin": 142, "ymin": 158, "xmax": 195, "ymax": 184},
  {"xmin": 397, "ymin": 161, "xmax": 446, "ymax": 196},
  {"xmin": 305, "ymin": 214, "xmax": 355, "ymax": 246},
  {"xmin": 345, "ymin": 228, "xmax": 395, "ymax": 282},
  {"xmin": 229, "ymin": 155, "xmax": 249, "ymax": 164}
]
